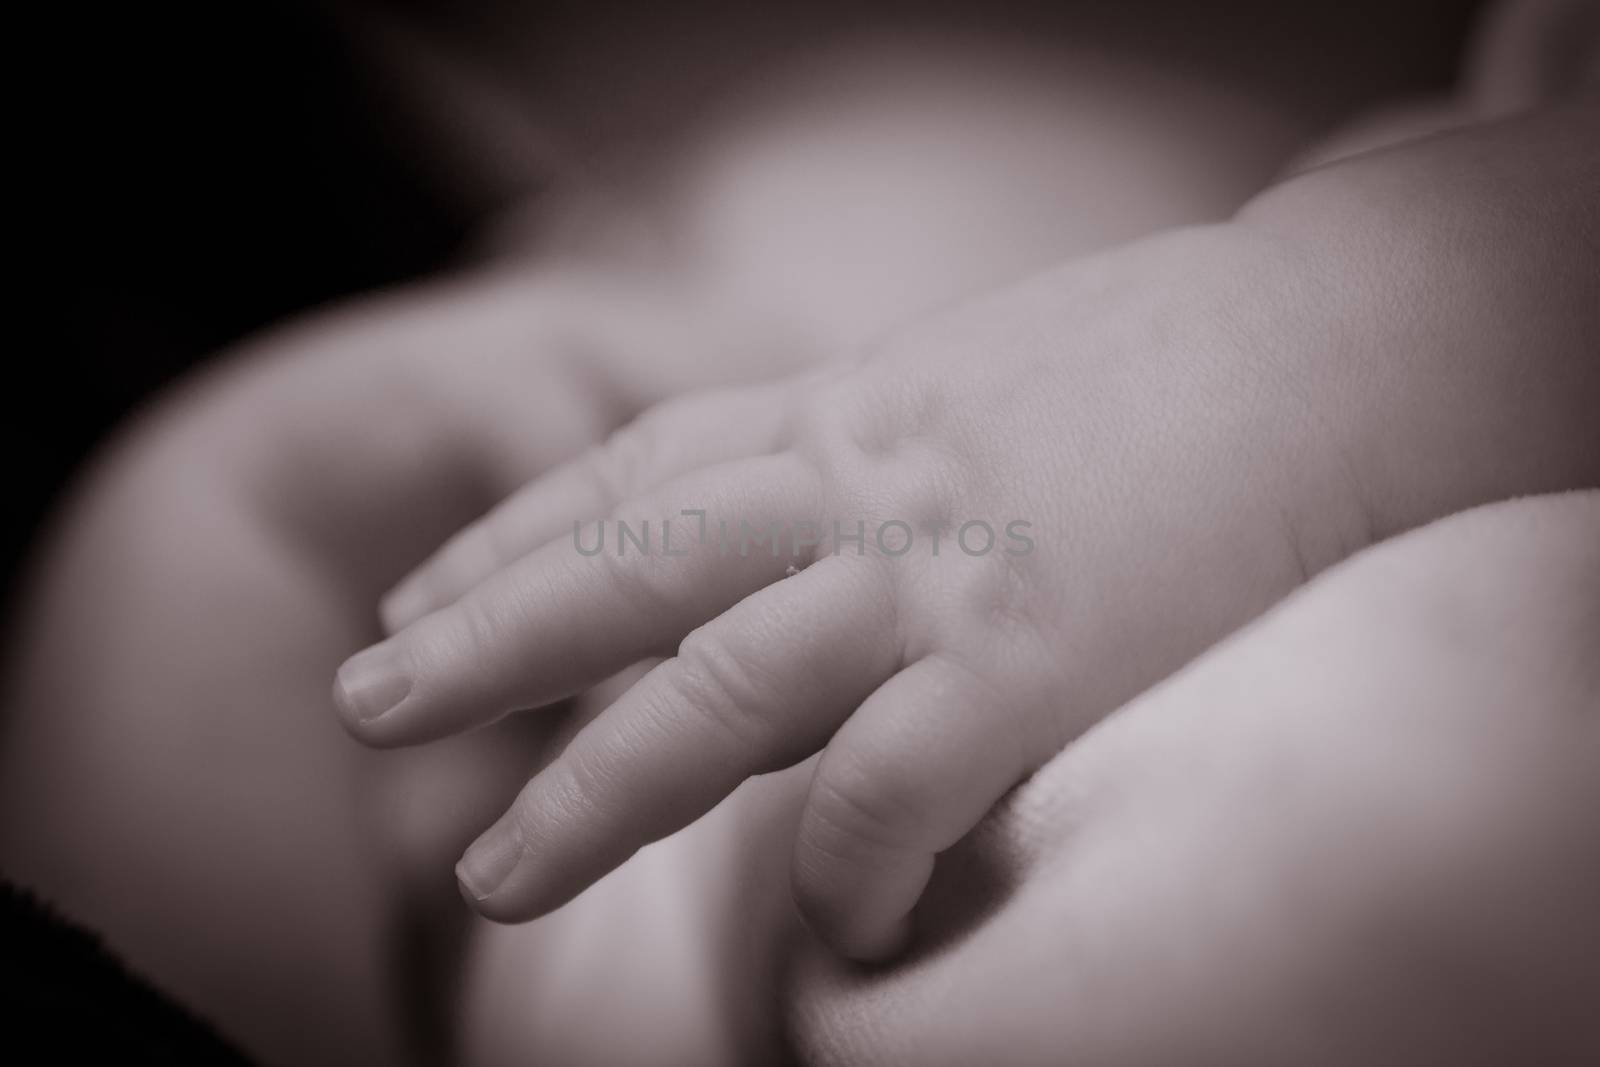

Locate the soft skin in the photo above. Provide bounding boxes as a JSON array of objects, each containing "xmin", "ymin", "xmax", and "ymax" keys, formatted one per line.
[
  {"xmin": 3, "ymin": 42, "xmax": 1294, "ymax": 1062},
  {"xmin": 344, "ymin": 96, "xmax": 1599, "ymax": 962},
  {"xmin": 787, "ymin": 490, "xmax": 1600, "ymax": 1067},
  {"xmin": 0, "ymin": 265, "xmax": 816, "ymax": 1064}
]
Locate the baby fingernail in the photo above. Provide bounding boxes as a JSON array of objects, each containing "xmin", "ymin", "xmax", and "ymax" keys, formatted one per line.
[
  {"xmin": 457, "ymin": 820, "xmax": 522, "ymax": 902},
  {"xmin": 333, "ymin": 642, "xmax": 412, "ymax": 723}
]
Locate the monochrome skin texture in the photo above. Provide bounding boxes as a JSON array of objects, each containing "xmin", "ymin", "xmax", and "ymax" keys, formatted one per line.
[
  {"xmin": 338, "ymin": 96, "xmax": 1599, "ymax": 968},
  {"xmin": 787, "ymin": 490, "xmax": 1600, "ymax": 1067},
  {"xmin": 5, "ymin": 10, "xmax": 1598, "ymax": 1064}
]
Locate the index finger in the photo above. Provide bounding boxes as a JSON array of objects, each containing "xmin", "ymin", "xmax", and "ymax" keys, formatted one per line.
[{"xmin": 333, "ymin": 451, "xmax": 823, "ymax": 745}]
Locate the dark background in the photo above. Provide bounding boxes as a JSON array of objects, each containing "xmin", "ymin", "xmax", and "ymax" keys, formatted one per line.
[{"xmin": 15, "ymin": 2, "xmax": 478, "ymax": 620}]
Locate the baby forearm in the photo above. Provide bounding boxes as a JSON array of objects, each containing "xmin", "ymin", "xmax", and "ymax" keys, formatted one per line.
[{"xmin": 1235, "ymin": 92, "xmax": 1600, "ymax": 538}]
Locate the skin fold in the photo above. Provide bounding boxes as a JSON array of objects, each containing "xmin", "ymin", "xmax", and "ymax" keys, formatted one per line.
[
  {"xmin": 342, "ymin": 97, "xmax": 1599, "ymax": 970},
  {"xmin": 5, "ymin": 39, "xmax": 1286, "ymax": 1063},
  {"xmin": 788, "ymin": 491, "xmax": 1600, "ymax": 1067},
  {"xmin": 4, "ymin": 29, "xmax": 1595, "ymax": 1066}
]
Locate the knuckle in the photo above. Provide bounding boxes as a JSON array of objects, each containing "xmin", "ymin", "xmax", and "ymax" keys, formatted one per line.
[
  {"xmin": 502, "ymin": 785, "xmax": 546, "ymax": 849},
  {"xmin": 441, "ymin": 585, "xmax": 506, "ymax": 661},
  {"xmin": 595, "ymin": 537, "xmax": 677, "ymax": 621},
  {"xmin": 790, "ymin": 773, "xmax": 910, "ymax": 938},
  {"xmin": 552, "ymin": 740, "xmax": 625, "ymax": 826},
  {"xmin": 424, "ymin": 587, "xmax": 525, "ymax": 694},
  {"xmin": 670, "ymin": 627, "xmax": 784, "ymax": 751},
  {"xmin": 930, "ymin": 549, "xmax": 1047, "ymax": 646},
  {"xmin": 804, "ymin": 761, "xmax": 912, "ymax": 859},
  {"xmin": 789, "ymin": 853, "xmax": 846, "ymax": 937},
  {"xmin": 793, "ymin": 390, "xmax": 966, "ymax": 541}
]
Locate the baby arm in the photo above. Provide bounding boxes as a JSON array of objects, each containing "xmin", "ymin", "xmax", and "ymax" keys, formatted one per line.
[{"xmin": 336, "ymin": 93, "xmax": 1599, "ymax": 962}]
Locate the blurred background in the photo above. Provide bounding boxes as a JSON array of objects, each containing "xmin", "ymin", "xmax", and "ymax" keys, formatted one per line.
[{"xmin": 13, "ymin": 0, "xmax": 1484, "ymax": 627}]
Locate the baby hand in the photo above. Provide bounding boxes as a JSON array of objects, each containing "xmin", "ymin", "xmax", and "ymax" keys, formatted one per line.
[{"xmin": 335, "ymin": 224, "xmax": 1374, "ymax": 960}]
